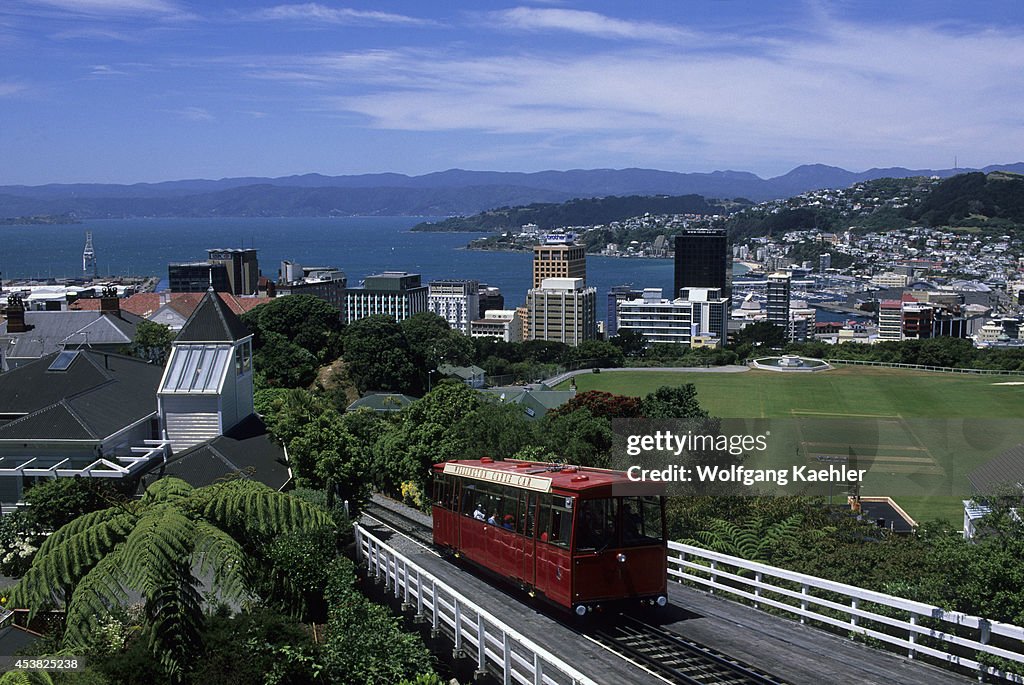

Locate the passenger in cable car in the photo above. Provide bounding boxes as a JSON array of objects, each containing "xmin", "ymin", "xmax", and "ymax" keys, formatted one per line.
[
  {"xmin": 473, "ymin": 504, "xmax": 486, "ymax": 520},
  {"xmin": 502, "ymin": 514, "xmax": 515, "ymax": 530}
]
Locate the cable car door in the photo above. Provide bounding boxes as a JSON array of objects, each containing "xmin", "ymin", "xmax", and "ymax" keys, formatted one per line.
[{"xmin": 520, "ymin": 491, "xmax": 538, "ymax": 586}]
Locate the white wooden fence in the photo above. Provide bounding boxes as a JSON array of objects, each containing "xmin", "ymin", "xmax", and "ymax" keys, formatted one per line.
[
  {"xmin": 668, "ymin": 540, "xmax": 1024, "ymax": 683},
  {"xmin": 355, "ymin": 525, "xmax": 598, "ymax": 685}
]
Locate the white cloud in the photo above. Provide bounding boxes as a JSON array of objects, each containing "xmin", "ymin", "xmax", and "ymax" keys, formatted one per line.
[
  {"xmin": 168, "ymin": 106, "xmax": 214, "ymax": 121},
  {"xmin": 251, "ymin": 3, "xmax": 431, "ymax": 27},
  {"xmin": 229, "ymin": 14, "xmax": 1023, "ymax": 172},
  {"xmin": 28, "ymin": 0, "xmax": 181, "ymax": 14},
  {"xmin": 0, "ymin": 81, "xmax": 29, "ymax": 96},
  {"xmin": 489, "ymin": 7, "xmax": 696, "ymax": 43}
]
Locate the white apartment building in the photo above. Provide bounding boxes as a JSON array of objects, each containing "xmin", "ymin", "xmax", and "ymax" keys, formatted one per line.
[
  {"xmin": 616, "ymin": 287, "xmax": 728, "ymax": 347},
  {"xmin": 428, "ymin": 279, "xmax": 479, "ymax": 334},
  {"xmin": 470, "ymin": 309, "xmax": 523, "ymax": 342}
]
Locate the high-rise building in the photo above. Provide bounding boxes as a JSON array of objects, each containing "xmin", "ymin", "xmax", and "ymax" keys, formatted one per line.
[
  {"xmin": 877, "ymin": 300, "xmax": 903, "ymax": 341},
  {"xmin": 428, "ymin": 279, "xmax": 479, "ymax": 334},
  {"xmin": 532, "ymin": 235, "xmax": 586, "ymax": 289},
  {"xmin": 607, "ymin": 285, "xmax": 643, "ymax": 338},
  {"xmin": 526, "ymin": 277, "xmax": 597, "ymax": 346},
  {"xmin": 168, "ymin": 262, "xmax": 231, "ymax": 293},
  {"xmin": 208, "ymin": 249, "xmax": 259, "ymax": 296},
  {"xmin": 819, "ymin": 253, "xmax": 832, "ymax": 273},
  {"xmin": 344, "ymin": 271, "xmax": 427, "ymax": 323},
  {"xmin": 278, "ymin": 267, "xmax": 347, "ymax": 315},
  {"xmin": 766, "ymin": 272, "xmax": 792, "ymax": 336},
  {"xmin": 673, "ymin": 228, "xmax": 728, "ymax": 298}
]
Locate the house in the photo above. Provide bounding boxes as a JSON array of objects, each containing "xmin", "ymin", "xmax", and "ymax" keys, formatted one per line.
[
  {"xmin": 0, "ymin": 348, "xmax": 166, "ymax": 508},
  {"xmin": 0, "ymin": 293, "xmax": 139, "ymax": 369},
  {"xmin": 346, "ymin": 393, "xmax": 417, "ymax": 413},
  {"xmin": 479, "ymin": 383, "xmax": 576, "ymax": 420},
  {"xmin": 72, "ymin": 291, "xmax": 270, "ymax": 330},
  {"xmin": 438, "ymin": 363, "xmax": 486, "ymax": 389}
]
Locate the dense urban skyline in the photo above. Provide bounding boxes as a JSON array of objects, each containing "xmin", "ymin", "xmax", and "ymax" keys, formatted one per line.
[{"xmin": 3, "ymin": 1, "xmax": 1024, "ymax": 185}]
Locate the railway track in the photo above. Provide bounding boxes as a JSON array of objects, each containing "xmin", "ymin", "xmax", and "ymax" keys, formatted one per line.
[
  {"xmin": 591, "ymin": 615, "xmax": 787, "ymax": 685},
  {"xmin": 361, "ymin": 496, "xmax": 787, "ymax": 685}
]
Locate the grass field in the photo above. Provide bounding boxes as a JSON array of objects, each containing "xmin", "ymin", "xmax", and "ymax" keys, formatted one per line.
[{"xmin": 557, "ymin": 367, "xmax": 1024, "ymax": 523}]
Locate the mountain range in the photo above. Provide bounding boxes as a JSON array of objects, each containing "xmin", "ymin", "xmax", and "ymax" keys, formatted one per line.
[{"xmin": 2, "ymin": 163, "xmax": 1023, "ymax": 220}]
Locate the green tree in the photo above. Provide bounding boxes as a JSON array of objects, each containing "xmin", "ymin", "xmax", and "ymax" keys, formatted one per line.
[
  {"xmin": 287, "ymin": 408, "xmax": 369, "ymax": 509},
  {"xmin": 242, "ymin": 294, "xmax": 342, "ymax": 362},
  {"xmin": 22, "ymin": 478, "xmax": 121, "ymax": 531},
  {"xmin": 451, "ymin": 401, "xmax": 535, "ymax": 460},
  {"xmin": 8, "ymin": 478, "xmax": 330, "ymax": 681},
  {"xmin": 609, "ymin": 328, "xmax": 647, "ymax": 357},
  {"xmin": 321, "ymin": 557, "xmax": 434, "ymax": 685},
  {"xmin": 567, "ymin": 339, "xmax": 625, "ymax": 368},
  {"xmin": 131, "ymin": 320, "xmax": 175, "ymax": 365},
  {"xmin": 539, "ymin": 408, "xmax": 613, "ymax": 468},
  {"xmin": 731, "ymin": 320, "xmax": 787, "ymax": 351},
  {"xmin": 641, "ymin": 384, "xmax": 708, "ymax": 419},
  {"xmin": 342, "ymin": 316, "xmax": 417, "ymax": 394},
  {"xmin": 254, "ymin": 332, "xmax": 319, "ymax": 388}
]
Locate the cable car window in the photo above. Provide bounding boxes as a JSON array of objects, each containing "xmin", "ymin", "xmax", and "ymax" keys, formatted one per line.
[
  {"xmin": 575, "ymin": 498, "xmax": 618, "ymax": 552},
  {"xmin": 620, "ymin": 495, "xmax": 664, "ymax": 546},
  {"xmin": 519, "ymin": 492, "xmax": 535, "ymax": 537},
  {"xmin": 462, "ymin": 484, "xmax": 481, "ymax": 517},
  {"xmin": 545, "ymin": 495, "xmax": 573, "ymax": 549}
]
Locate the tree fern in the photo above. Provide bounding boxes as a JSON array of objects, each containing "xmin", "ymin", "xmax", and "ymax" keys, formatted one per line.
[
  {"xmin": 690, "ymin": 514, "xmax": 808, "ymax": 563},
  {"xmin": 8, "ymin": 476, "xmax": 332, "ymax": 683}
]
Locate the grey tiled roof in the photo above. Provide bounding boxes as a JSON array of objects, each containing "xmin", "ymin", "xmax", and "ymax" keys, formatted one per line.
[
  {"xmin": 969, "ymin": 444, "xmax": 1024, "ymax": 494},
  {"xmin": 174, "ymin": 289, "xmax": 251, "ymax": 343},
  {"xmin": 0, "ymin": 350, "xmax": 161, "ymax": 441},
  {"xmin": 143, "ymin": 415, "xmax": 290, "ymax": 491},
  {"xmin": 0, "ymin": 310, "xmax": 139, "ymax": 360},
  {"xmin": 346, "ymin": 393, "xmax": 417, "ymax": 412}
]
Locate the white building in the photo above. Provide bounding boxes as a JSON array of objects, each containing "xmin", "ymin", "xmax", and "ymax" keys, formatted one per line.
[
  {"xmin": 428, "ymin": 279, "xmax": 479, "ymax": 334},
  {"xmin": 470, "ymin": 309, "xmax": 523, "ymax": 342},
  {"xmin": 526, "ymin": 278, "xmax": 597, "ymax": 346},
  {"xmin": 158, "ymin": 290, "xmax": 255, "ymax": 452},
  {"xmin": 616, "ymin": 287, "xmax": 728, "ymax": 347},
  {"xmin": 871, "ymin": 272, "xmax": 910, "ymax": 288}
]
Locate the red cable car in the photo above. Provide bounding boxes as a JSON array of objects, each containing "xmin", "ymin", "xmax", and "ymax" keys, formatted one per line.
[{"xmin": 431, "ymin": 458, "xmax": 668, "ymax": 616}]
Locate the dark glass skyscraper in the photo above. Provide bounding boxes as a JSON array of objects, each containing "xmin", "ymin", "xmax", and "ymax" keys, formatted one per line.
[{"xmin": 673, "ymin": 228, "xmax": 728, "ymax": 298}]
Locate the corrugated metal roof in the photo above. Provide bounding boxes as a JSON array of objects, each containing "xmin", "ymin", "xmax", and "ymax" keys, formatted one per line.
[{"xmin": 968, "ymin": 444, "xmax": 1024, "ymax": 493}]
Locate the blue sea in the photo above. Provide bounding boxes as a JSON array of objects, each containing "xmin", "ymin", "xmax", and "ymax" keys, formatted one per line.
[{"xmin": 0, "ymin": 217, "xmax": 747, "ymax": 323}]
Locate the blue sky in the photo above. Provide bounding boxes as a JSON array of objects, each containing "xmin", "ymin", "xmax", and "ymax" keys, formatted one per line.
[{"xmin": 2, "ymin": 1, "xmax": 1024, "ymax": 184}]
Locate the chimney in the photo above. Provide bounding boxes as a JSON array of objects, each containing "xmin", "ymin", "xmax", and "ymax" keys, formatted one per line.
[
  {"xmin": 5, "ymin": 294, "xmax": 28, "ymax": 333},
  {"xmin": 99, "ymin": 286, "xmax": 121, "ymax": 318}
]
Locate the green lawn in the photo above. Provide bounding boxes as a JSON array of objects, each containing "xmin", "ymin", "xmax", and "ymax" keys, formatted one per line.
[{"xmin": 558, "ymin": 367, "xmax": 1024, "ymax": 523}]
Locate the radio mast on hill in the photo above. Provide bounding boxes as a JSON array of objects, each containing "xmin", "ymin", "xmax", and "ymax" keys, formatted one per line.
[{"xmin": 83, "ymin": 231, "xmax": 98, "ymax": 279}]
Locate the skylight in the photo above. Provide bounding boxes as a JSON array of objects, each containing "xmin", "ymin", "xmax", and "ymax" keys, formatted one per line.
[{"xmin": 48, "ymin": 350, "xmax": 79, "ymax": 372}]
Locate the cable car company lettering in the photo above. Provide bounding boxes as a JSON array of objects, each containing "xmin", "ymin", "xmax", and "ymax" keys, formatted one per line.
[{"xmin": 442, "ymin": 463, "xmax": 553, "ymax": 493}]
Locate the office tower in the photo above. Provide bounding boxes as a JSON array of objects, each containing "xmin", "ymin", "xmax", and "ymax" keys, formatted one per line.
[
  {"xmin": 766, "ymin": 272, "xmax": 791, "ymax": 337},
  {"xmin": 607, "ymin": 285, "xmax": 643, "ymax": 338},
  {"xmin": 526, "ymin": 278, "xmax": 597, "ymax": 346},
  {"xmin": 208, "ymin": 249, "xmax": 259, "ymax": 296},
  {"xmin": 344, "ymin": 272, "xmax": 427, "ymax": 323},
  {"xmin": 673, "ymin": 228, "xmax": 728, "ymax": 299},
  {"xmin": 532, "ymin": 235, "xmax": 586, "ymax": 289}
]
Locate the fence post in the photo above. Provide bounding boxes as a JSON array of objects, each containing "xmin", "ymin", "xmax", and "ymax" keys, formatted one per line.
[
  {"xmin": 430, "ymin": 579, "xmax": 439, "ymax": 638},
  {"xmin": 502, "ymin": 630, "xmax": 512, "ymax": 685},
  {"xmin": 908, "ymin": 613, "xmax": 917, "ymax": 659},
  {"xmin": 754, "ymin": 571, "xmax": 762, "ymax": 609},
  {"xmin": 850, "ymin": 598, "xmax": 859, "ymax": 628},
  {"xmin": 453, "ymin": 599, "xmax": 464, "ymax": 657},
  {"xmin": 476, "ymin": 613, "xmax": 487, "ymax": 677},
  {"xmin": 415, "ymin": 569, "xmax": 424, "ymax": 620},
  {"xmin": 800, "ymin": 584, "xmax": 809, "ymax": 624},
  {"xmin": 534, "ymin": 651, "xmax": 543, "ymax": 685},
  {"xmin": 710, "ymin": 560, "xmax": 717, "ymax": 594}
]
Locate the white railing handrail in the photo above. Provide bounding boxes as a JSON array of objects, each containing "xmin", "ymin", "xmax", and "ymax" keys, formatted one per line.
[
  {"xmin": 668, "ymin": 540, "xmax": 1024, "ymax": 682},
  {"xmin": 826, "ymin": 359, "xmax": 1024, "ymax": 376},
  {"xmin": 356, "ymin": 524, "xmax": 599, "ymax": 685}
]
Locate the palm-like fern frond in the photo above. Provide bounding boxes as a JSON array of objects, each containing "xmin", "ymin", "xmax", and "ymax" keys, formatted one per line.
[
  {"xmin": 12, "ymin": 476, "xmax": 332, "ymax": 680},
  {"xmin": 690, "ymin": 514, "xmax": 807, "ymax": 563},
  {"xmin": 9, "ymin": 510, "xmax": 135, "ymax": 613},
  {"xmin": 193, "ymin": 519, "xmax": 249, "ymax": 601},
  {"xmin": 195, "ymin": 478, "xmax": 331, "ymax": 536}
]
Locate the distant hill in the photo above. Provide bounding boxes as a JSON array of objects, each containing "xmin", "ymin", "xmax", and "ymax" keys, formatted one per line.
[
  {"xmin": 412, "ymin": 194, "xmax": 725, "ymax": 232},
  {"xmin": 2, "ymin": 163, "xmax": 1023, "ymax": 219}
]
